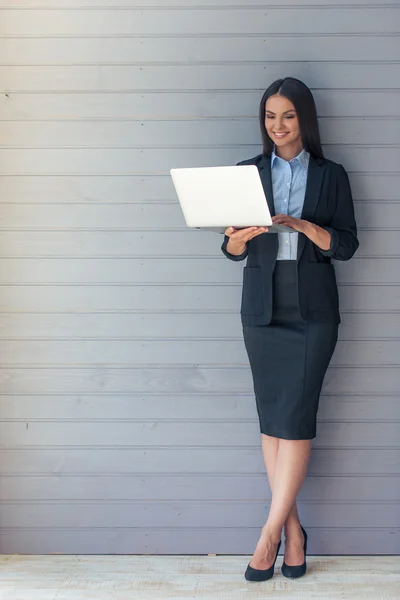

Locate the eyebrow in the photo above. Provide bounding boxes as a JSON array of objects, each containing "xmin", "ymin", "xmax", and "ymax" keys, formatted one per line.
[{"xmin": 265, "ymin": 109, "xmax": 296, "ymax": 114}]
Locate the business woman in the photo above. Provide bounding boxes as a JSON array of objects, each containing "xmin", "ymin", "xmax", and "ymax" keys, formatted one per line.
[{"xmin": 221, "ymin": 77, "xmax": 359, "ymax": 581}]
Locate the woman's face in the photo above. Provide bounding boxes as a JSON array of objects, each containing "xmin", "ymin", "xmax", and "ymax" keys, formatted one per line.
[{"xmin": 264, "ymin": 94, "xmax": 302, "ymax": 153}]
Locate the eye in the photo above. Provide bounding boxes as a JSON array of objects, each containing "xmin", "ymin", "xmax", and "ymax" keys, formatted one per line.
[
  {"xmin": 285, "ymin": 115, "xmax": 295, "ymax": 119},
  {"xmin": 266, "ymin": 115, "xmax": 275, "ymax": 119}
]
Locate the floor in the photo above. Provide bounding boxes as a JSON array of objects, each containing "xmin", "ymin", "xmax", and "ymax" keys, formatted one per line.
[{"xmin": 0, "ymin": 555, "xmax": 399, "ymax": 599}]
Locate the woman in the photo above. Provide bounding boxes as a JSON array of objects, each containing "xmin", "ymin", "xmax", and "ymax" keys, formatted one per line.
[{"xmin": 221, "ymin": 77, "xmax": 359, "ymax": 581}]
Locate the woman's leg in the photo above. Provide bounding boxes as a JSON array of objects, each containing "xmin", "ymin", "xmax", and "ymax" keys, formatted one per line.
[
  {"xmin": 261, "ymin": 434, "xmax": 300, "ymax": 526},
  {"xmin": 249, "ymin": 436, "xmax": 311, "ymax": 569},
  {"xmin": 261, "ymin": 434, "xmax": 305, "ymax": 565}
]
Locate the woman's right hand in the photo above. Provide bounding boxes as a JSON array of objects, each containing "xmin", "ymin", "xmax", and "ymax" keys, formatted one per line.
[{"xmin": 225, "ymin": 226, "xmax": 268, "ymax": 255}]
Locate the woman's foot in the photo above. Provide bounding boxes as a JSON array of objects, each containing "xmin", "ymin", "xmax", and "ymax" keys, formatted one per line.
[
  {"xmin": 283, "ymin": 522, "xmax": 305, "ymax": 566},
  {"xmin": 249, "ymin": 526, "xmax": 282, "ymax": 570}
]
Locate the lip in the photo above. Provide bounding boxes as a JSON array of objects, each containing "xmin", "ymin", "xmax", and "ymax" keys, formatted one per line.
[{"xmin": 273, "ymin": 132, "xmax": 289, "ymax": 138}]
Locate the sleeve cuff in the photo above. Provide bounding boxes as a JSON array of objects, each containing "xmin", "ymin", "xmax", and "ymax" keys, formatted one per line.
[
  {"xmin": 221, "ymin": 235, "xmax": 248, "ymax": 261},
  {"xmin": 317, "ymin": 226, "xmax": 340, "ymax": 258}
]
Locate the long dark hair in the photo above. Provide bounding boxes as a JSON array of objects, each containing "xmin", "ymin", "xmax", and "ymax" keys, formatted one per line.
[{"xmin": 259, "ymin": 77, "xmax": 324, "ymax": 159}]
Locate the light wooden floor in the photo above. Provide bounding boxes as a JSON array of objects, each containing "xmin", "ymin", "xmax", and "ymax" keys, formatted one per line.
[{"xmin": 0, "ymin": 555, "xmax": 399, "ymax": 599}]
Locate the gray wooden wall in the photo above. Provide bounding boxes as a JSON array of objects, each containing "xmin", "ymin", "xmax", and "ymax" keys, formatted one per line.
[{"xmin": 0, "ymin": 0, "xmax": 399, "ymax": 554}]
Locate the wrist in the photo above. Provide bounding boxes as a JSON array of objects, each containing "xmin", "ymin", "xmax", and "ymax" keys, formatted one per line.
[
  {"xmin": 302, "ymin": 220, "xmax": 314, "ymax": 237},
  {"xmin": 227, "ymin": 238, "xmax": 246, "ymax": 255}
]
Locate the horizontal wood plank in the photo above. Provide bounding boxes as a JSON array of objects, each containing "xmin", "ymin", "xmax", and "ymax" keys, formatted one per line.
[
  {"xmin": 2, "ymin": 35, "xmax": 399, "ymax": 64},
  {"xmin": 2, "ymin": 64, "xmax": 400, "ymax": 92},
  {"xmin": 1, "ymin": 394, "xmax": 399, "ymax": 422},
  {"xmin": 0, "ymin": 366, "xmax": 397, "ymax": 394},
  {"xmin": 0, "ymin": 284, "xmax": 399, "ymax": 312},
  {"xmin": 1, "ymin": 174, "xmax": 398, "ymax": 203},
  {"xmin": 2, "ymin": 8, "xmax": 399, "ymax": 36},
  {"xmin": 2, "ymin": 0, "xmax": 397, "ymax": 7},
  {"xmin": 0, "ymin": 229, "xmax": 395, "ymax": 257},
  {"xmin": 0, "ymin": 201, "xmax": 396, "ymax": 230},
  {"xmin": 1, "ymin": 474, "xmax": 399, "ymax": 501},
  {"xmin": 0, "ymin": 339, "xmax": 399, "ymax": 366},
  {"xmin": 1, "ymin": 501, "xmax": 398, "ymax": 529},
  {"xmin": 1, "ymin": 447, "xmax": 398, "ymax": 475},
  {"xmin": 2, "ymin": 118, "xmax": 400, "ymax": 146},
  {"xmin": 2, "ymin": 91, "xmax": 400, "ymax": 121},
  {"xmin": 1, "ymin": 528, "xmax": 400, "ymax": 555},
  {"xmin": 0, "ymin": 309, "xmax": 399, "ymax": 338},
  {"xmin": 1, "ymin": 421, "xmax": 399, "ymax": 448},
  {"xmin": 0, "ymin": 147, "xmax": 399, "ymax": 174}
]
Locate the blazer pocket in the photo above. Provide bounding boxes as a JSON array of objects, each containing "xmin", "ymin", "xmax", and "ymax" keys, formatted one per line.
[
  {"xmin": 241, "ymin": 267, "xmax": 264, "ymax": 316},
  {"xmin": 307, "ymin": 263, "xmax": 339, "ymax": 312}
]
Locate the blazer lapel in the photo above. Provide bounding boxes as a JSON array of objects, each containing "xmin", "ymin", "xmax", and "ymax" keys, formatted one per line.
[
  {"xmin": 258, "ymin": 154, "xmax": 275, "ymax": 217},
  {"xmin": 297, "ymin": 156, "xmax": 325, "ymax": 259}
]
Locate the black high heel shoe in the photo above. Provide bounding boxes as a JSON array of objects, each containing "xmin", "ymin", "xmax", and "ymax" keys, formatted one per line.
[
  {"xmin": 281, "ymin": 525, "xmax": 308, "ymax": 579},
  {"xmin": 244, "ymin": 540, "xmax": 282, "ymax": 582}
]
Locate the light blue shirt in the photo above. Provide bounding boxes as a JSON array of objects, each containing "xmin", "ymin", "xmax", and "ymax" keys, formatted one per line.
[{"xmin": 271, "ymin": 148, "xmax": 310, "ymax": 260}]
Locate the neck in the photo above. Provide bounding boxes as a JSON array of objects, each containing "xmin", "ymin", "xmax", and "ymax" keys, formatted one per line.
[{"xmin": 274, "ymin": 141, "xmax": 304, "ymax": 162}]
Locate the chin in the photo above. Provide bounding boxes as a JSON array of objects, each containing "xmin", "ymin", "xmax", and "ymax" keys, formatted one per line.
[
  {"xmin": 272, "ymin": 139, "xmax": 291, "ymax": 148},
  {"xmin": 271, "ymin": 136, "xmax": 301, "ymax": 149}
]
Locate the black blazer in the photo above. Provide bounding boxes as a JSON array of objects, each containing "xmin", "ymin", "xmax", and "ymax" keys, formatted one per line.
[{"xmin": 221, "ymin": 153, "xmax": 359, "ymax": 325}]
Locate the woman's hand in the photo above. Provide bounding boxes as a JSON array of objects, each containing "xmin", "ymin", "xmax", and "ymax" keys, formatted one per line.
[
  {"xmin": 272, "ymin": 214, "xmax": 308, "ymax": 233},
  {"xmin": 225, "ymin": 226, "xmax": 268, "ymax": 256},
  {"xmin": 272, "ymin": 215, "xmax": 331, "ymax": 251}
]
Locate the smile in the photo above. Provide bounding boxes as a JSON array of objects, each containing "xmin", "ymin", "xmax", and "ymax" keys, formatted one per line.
[{"xmin": 273, "ymin": 132, "xmax": 289, "ymax": 138}]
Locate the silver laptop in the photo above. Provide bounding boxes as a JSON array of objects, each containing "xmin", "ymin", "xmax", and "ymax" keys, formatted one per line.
[{"xmin": 170, "ymin": 165, "xmax": 294, "ymax": 233}]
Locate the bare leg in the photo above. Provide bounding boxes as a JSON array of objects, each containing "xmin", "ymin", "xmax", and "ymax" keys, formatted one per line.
[
  {"xmin": 261, "ymin": 434, "xmax": 301, "ymax": 531},
  {"xmin": 249, "ymin": 436, "xmax": 311, "ymax": 569},
  {"xmin": 261, "ymin": 434, "xmax": 305, "ymax": 566}
]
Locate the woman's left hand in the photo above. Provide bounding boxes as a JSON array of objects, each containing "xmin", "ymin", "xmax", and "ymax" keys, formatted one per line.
[
  {"xmin": 272, "ymin": 214, "xmax": 332, "ymax": 251},
  {"xmin": 272, "ymin": 214, "xmax": 308, "ymax": 233}
]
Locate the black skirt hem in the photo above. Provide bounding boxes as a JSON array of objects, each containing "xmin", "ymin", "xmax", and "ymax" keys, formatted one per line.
[{"xmin": 259, "ymin": 424, "xmax": 316, "ymax": 441}]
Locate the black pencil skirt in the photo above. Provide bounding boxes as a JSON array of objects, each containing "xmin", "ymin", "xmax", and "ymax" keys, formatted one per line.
[{"xmin": 242, "ymin": 261, "xmax": 339, "ymax": 440}]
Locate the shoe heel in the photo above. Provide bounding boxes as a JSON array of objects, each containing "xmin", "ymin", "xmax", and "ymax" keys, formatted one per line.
[{"xmin": 281, "ymin": 525, "xmax": 308, "ymax": 579}]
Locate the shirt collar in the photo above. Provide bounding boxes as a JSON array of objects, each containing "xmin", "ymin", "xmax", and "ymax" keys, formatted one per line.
[{"xmin": 271, "ymin": 147, "xmax": 310, "ymax": 170}]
